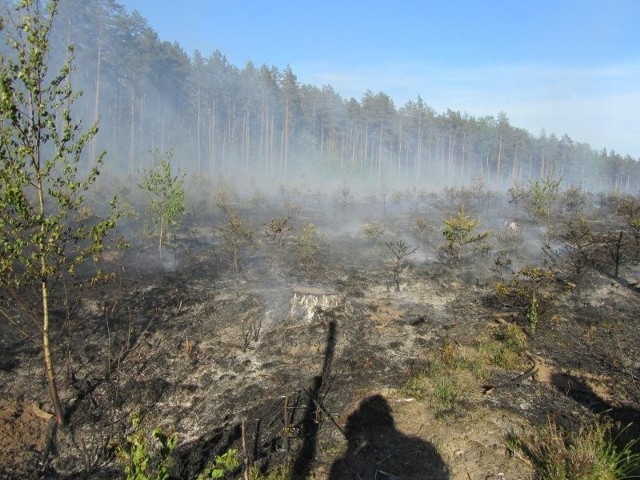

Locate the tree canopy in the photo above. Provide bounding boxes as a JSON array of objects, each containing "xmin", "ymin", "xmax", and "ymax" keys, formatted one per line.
[{"xmin": 6, "ymin": 0, "xmax": 637, "ymax": 191}]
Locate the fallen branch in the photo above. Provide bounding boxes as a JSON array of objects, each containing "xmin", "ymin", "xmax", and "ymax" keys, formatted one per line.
[{"xmin": 483, "ymin": 353, "xmax": 538, "ymax": 395}]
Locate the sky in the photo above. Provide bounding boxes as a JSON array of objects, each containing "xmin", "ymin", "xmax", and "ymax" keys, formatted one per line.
[{"xmin": 119, "ymin": 0, "xmax": 640, "ymax": 158}]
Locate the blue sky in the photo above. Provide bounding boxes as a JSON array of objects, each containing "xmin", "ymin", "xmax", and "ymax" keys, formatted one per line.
[{"xmin": 119, "ymin": 1, "xmax": 640, "ymax": 157}]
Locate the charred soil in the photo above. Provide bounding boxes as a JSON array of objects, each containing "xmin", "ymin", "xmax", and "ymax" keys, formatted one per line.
[{"xmin": 1, "ymin": 189, "xmax": 640, "ymax": 479}]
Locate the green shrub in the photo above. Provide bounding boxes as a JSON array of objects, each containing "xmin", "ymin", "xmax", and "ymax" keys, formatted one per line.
[
  {"xmin": 116, "ymin": 413, "xmax": 178, "ymax": 480},
  {"xmin": 362, "ymin": 221, "xmax": 386, "ymax": 245},
  {"xmin": 197, "ymin": 448, "xmax": 239, "ymax": 479}
]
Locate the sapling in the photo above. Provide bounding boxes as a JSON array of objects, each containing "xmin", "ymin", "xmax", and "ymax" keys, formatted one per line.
[
  {"xmin": 298, "ymin": 222, "xmax": 322, "ymax": 267},
  {"xmin": 138, "ymin": 149, "xmax": 186, "ymax": 259},
  {"xmin": 592, "ymin": 229, "xmax": 635, "ymax": 278},
  {"xmin": 543, "ymin": 216, "xmax": 599, "ymax": 300},
  {"xmin": 411, "ymin": 216, "xmax": 433, "ymax": 246},
  {"xmin": 218, "ymin": 211, "xmax": 253, "ymax": 273},
  {"xmin": 526, "ymin": 168, "xmax": 561, "ymax": 220},
  {"xmin": 332, "ymin": 184, "xmax": 352, "ymax": 212},
  {"xmin": 214, "ymin": 185, "xmax": 254, "ymax": 273},
  {"xmin": 441, "ymin": 205, "xmax": 489, "ymax": 263},
  {"xmin": 265, "ymin": 215, "xmax": 291, "ymax": 249},
  {"xmin": 385, "ymin": 240, "xmax": 418, "ymax": 292},
  {"xmin": 362, "ymin": 221, "xmax": 386, "ymax": 246}
]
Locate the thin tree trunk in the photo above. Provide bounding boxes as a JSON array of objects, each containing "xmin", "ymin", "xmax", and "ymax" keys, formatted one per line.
[
  {"xmin": 209, "ymin": 102, "xmax": 216, "ymax": 177},
  {"xmin": 243, "ymin": 103, "xmax": 250, "ymax": 173},
  {"xmin": 196, "ymin": 90, "xmax": 202, "ymax": 174},
  {"xmin": 41, "ymin": 280, "xmax": 64, "ymax": 427},
  {"xmin": 377, "ymin": 124, "xmax": 382, "ymax": 188},
  {"xmin": 270, "ymin": 114, "xmax": 275, "ymax": 176},
  {"xmin": 416, "ymin": 120, "xmax": 422, "ymax": 186},
  {"xmin": 614, "ymin": 230, "xmax": 623, "ymax": 277},
  {"xmin": 37, "ymin": 177, "xmax": 64, "ymax": 427},
  {"xmin": 159, "ymin": 215, "xmax": 164, "ymax": 259},
  {"xmin": 90, "ymin": 16, "xmax": 102, "ymax": 164},
  {"xmin": 497, "ymin": 128, "xmax": 504, "ymax": 179},
  {"xmin": 128, "ymin": 89, "xmax": 135, "ymax": 176},
  {"xmin": 283, "ymin": 100, "xmax": 290, "ymax": 179}
]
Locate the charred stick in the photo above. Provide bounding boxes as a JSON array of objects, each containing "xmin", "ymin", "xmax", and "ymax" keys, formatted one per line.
[{"xmin": 300, "ymin": 386, "xmax": 347, "ymax": 439}]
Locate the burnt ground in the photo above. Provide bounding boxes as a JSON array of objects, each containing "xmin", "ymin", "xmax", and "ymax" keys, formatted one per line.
[{"xmin": 1, "ymin": 189, "xmax": 640, "ymax": 479}]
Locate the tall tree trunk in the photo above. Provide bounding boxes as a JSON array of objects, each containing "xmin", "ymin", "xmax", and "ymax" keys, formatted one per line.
[
  {"xmin": 283, "ymin": 99, "xmax": 290, "ymax": 179},
  {"xmin": 511, "ymin": 138, "xmax": 520, "ymax": 182},
  {"xmin": 196, "ymin": 90, "xmax": 202, "ymax": 174},
  {"xmin": 363, "ymin": 122, "xmax": 368, "ymax": 172},
  {"xmin": 89, "ymin": 16, "xmax": 103, "ymax": 164},
  {"xmin": 209, "ymin": 102, "xmax": 216, "ymax": 177},
  {"xmin": 377, "ymin": 124, "xmax": 383, "ymax": 188},
  {"xmin": 243, "ymin": 103, "xmax": 250, "ymax": 173},
  {"xmin": 416, "ymin": 120, "xmax": 422, "ymax": 186},
  {"xmin": 269, "ymin": 114, "xmax": 275, "ymax": 176},
  {"xmin": 497, "ymin": 128, "xmax": 504, "ymax": 179},
  {"xmin": 128, "ymin": 89, "xmax": 135, "ymax": 176},
  {"xmin": 461, "ymin": 130, "xmax": 466, "ymax": 184},
  {"xmin": 448, "ymin": 133, "xmax": 456, "ymax": 183}
]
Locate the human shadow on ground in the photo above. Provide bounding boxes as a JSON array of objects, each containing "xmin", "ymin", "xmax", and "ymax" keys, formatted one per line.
[
  {"xmin": 551, "ymin": 371, "xmax": 640, "ymax": 440},
  {"xmin": 328, "ymin": 394, "xmax": 449, "ymax": 480}
]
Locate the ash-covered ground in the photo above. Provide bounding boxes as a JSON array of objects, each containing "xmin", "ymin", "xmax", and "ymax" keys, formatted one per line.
[{"xmin": 1, "ymin": 183, "xmax": 639, "ymax": 479}]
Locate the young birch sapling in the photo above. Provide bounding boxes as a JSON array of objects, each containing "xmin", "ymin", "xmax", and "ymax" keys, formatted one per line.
[{"xmin": 0, "ymin": 0, "xmax": 118, "ymax": 427}]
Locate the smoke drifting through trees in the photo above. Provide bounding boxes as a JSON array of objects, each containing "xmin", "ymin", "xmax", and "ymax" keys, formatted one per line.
[{"xmin": 0, "ymin": 0, "xmax": 636, "ymax": 192}]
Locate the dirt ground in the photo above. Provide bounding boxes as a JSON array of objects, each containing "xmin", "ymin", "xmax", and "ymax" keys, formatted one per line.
[{"xmin": 1, "ymin": 191, "xmax": 640, "ymax": 479}]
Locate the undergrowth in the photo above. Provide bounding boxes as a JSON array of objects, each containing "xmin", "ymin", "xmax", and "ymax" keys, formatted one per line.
[
  {"xmin": 508, "ymin": 417, "xmax": 640, "ymax": 480},
  {"xmin": 399, "ymin": 323, "xmax": 528, "ymax": 410},
  {"xmin": 480, "ymin": 322, "xmax": 527, "ymax": 370},
  {"xmin": 248, "ymin": 463, "xmax": 316, "ymax": 480},
  {"xmin": 116, "ymin": 412, "xmax": 178, "ymax": 480}
]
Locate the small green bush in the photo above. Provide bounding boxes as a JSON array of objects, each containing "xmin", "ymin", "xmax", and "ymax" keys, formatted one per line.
[
  {"xmin": 197, "ymin": 448, "xmax": 239, "ymax": 479},
  {"xmin": 116, "ymin": 413, "xmax": 178, "ymax": 480},
  {"xmin": 362, "ymin": 221, "xmax": 386, "ymax": 245}
]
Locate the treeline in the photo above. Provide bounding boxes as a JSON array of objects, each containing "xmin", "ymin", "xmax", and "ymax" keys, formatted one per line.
[{"xmin": 4, "ymin": 0, "xmax": 639, "ymax": 191}]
